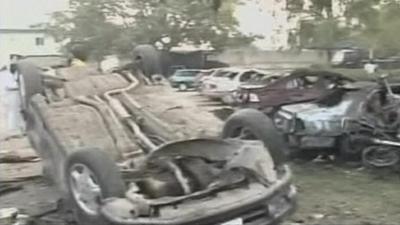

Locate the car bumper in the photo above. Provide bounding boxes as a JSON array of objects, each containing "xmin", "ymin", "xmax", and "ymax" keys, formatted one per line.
[
  {"xmin": 200, "ymin": 90, "xmax": 230, "ymax": 100},
  {"xmin": 101, "ymin": 166, "xmax": 296, "ymax": 225},
  {"xmin": 288, "ymin": 135, "xmax": 337, "ymax": 149},
  {"xmin": 169, "ymin": 82, "xmax": 195, "ymax": 89},
  {"xmin": 221, "ymin": 94, "xmax": 236, "ymax": 105}
]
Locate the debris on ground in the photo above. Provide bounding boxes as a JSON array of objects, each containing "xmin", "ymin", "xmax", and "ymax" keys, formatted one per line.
[
  {"xmin": 0, "ymin": 149, "xmax": 39, "ymax": 163},
  {"xmin": 0, "ymin": 162, "xmax": 42, "ymax": 182},
  {"xmin": 0, "ymin": 184, "xmax": 23, "ymax": 196},
  {"xmin": 0, "ymin": 208, "xmax": 18, "ymax": 221}
]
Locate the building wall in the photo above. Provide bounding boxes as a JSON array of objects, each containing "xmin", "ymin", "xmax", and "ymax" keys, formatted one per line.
[
  {"xmin": 0, "ymin": 31, "xmax": 61, "ymax": 67},
  {"xmin": 211, "ymin": 48, "xmax": 328, "ymax": 68}
]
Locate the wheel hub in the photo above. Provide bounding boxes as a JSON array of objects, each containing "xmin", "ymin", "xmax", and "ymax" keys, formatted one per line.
[{"xmin": 69, "ymin": 164, "xmax": 102, "ymax": 215}]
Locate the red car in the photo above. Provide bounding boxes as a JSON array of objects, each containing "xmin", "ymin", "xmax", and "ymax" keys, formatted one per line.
[{"xmin": 235, "ymin": 69, "xmax": 355, "ymax": 111}]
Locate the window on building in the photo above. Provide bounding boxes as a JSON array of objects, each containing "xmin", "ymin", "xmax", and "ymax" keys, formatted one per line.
[{"xmin": 35, "ymin": 37, "xmax": 45, "ymax": 46}]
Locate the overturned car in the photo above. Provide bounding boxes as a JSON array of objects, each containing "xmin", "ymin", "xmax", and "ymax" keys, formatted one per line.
[{"xmin": 16, "ymin": 52, "xmax": 296, "ymax": 224}]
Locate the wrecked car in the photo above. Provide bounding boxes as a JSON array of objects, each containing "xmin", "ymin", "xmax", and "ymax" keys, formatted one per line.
[
  {"xmin": 16, "ymin": 47, "xmax": 296, "ymax": 225},
  {"xmin": 234, "ymin": 69, "xmax": 355, "ymax": 112},
  {"xmin": 224, "ymin": 72, "xmax": 400, "ymax": 165}
]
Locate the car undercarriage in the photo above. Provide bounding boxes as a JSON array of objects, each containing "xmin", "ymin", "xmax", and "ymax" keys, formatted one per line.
[{"xmin": 17, "ymin": 61, "xmax": 296, "ymax": 225}]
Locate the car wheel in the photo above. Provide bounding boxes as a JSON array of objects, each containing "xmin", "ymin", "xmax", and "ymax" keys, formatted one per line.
[
  {"xmin": 65, "ymin": 149, "xmax": 126, "ymax": 225},
  {"xmin": 132, "ymin": 45, "xmax": 161, "ymax": 77},
  {"xmin": 362, "ymin": 146, "xmax": 399, "ymax": 168},
  {"xmin": 17, "ymin": 63, "xmax": 43, "ymax": 111},
  {"xmin": 178, "ymin": 83, "xmax": 188, "ymax": 91},
  {"xmin": 222, "ymin": 109, "xmax": 287, "ymax": 166},
  {"xmin": 338, "ymin": 135, "xmax": 364, "ymax": 161}
]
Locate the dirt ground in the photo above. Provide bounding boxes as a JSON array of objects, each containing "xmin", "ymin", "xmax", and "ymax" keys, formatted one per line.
[{"xmin": 1, "ymin": 85, "xmax": 400, "ymax": 225}]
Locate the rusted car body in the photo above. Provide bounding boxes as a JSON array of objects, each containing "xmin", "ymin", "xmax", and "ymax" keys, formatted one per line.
[
  {"xmin": 17, "ymin": 60, "xmax": 296, "ymax": 225},
  {"xmin": 235, "ymin": 69, "xmax": 355, "ymax": 110},
  {"xmin": 273, "ymin": 77, "xmax": 400, "ymax": 160}
]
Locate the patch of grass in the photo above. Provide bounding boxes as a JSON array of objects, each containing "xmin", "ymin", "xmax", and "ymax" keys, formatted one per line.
[{"xmin": 287, "ymin": 162, "xmax": 400, "ymax": 225}]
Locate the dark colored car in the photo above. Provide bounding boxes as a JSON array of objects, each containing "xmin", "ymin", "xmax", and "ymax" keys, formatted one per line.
[
  {"xmin": 169, "ymin": 69, "xmax": 202, "ymax": 91},
  {"xmin": 235, "ymin": 69, "xmax": 355, "ymax": 112}
]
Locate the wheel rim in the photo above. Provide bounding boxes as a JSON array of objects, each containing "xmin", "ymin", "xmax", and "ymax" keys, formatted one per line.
[
  {"xmin": 179, "ymin": 83, "xmax": 187, "ymax": 91},
  {"xmin": 69, "ymin": 164, "xmax": 102, "ymax": 216},
  {"xmin": 231, "ymin": 127, "xmax": 258, "ymax": 140},
  {"xmin": 362, "ymin": 146, "xmax": 399, "ymax": 168}
]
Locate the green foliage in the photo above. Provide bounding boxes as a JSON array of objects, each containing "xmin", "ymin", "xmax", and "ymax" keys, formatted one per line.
[
  {"xmin": 287, "ymin": 0, "xmax": 348, "ymax": 51},
  {"xmin": 344, "ymin": 0, "xmax": 400, "ymax": 56},
  {"xmin": 48, "ymin": 0, "xmax": 123, "ymax": 60},
  {"xmin": 47, "ymin": 0, "xmax": 256, "ymax": 59},
  {"xmin": 117, "ymin": 0, "xmax": 255, "ymax": 52},
  {"xmin": 287, "ymin": 0, "xmax": 400, "ymax": 57}
]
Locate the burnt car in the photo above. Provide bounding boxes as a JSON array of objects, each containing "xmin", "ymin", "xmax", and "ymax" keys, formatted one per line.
[
  {"xmin": 224, "ymin": 73, "xmax": 400, "ymax": 164},
  {"xmin": 16, "ymin": 51, "xmax": 296, "ymax": 225},
  {"xmin": 234, "ymin": 69, "xmax": 355, "ymax": 112}
]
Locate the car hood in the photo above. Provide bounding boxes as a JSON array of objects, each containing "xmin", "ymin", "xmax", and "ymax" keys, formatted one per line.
[{"xmin": 281, "ymin": 99, "xmax": 354, "ymax": 121}]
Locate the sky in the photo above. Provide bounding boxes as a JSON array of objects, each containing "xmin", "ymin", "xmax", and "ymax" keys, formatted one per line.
[
  {"xmin": 0, "ymin": 0, "xmax": 280, "ymax": 49},
  {"xmin": 0, "ymin": 0, "xmax": 69, "ymax": 28}
]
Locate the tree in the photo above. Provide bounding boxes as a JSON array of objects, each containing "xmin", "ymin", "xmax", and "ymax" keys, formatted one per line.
[
  {"xmin": 114, "ymin": 0, "xmax": 256, "ymax": 52},
  {"xmin": 343, "ymin": 0, "xmax": 400, "ymax": 57},
  {"xmin": 286, "ymin": 0, "xmax": 349, "ymax": 58},
  {"xmin": 47, "ymin": 0, "xmax": 124, "ymax": 61},
  {"xmin": 47, "ymin": 0, "xmax": 257, "ymax": 59}
]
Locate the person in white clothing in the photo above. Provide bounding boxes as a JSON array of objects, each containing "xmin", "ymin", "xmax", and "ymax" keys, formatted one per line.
[{"xmin": 0, "ymin": 66, "xmax": 24, "ymax": 139}]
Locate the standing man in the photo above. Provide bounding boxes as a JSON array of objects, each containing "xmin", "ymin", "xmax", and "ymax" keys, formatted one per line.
[{"xmin": 0, "ymin": 62, "xmax": 24, "ymax": 139}]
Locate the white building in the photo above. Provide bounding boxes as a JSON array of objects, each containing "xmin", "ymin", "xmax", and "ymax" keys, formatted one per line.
[
  {"xmin": 0, "ymin": 0, "xmax": 68, "ymax": 67},
  {"xmin": 0, "ymin": 29, "xmax": 60, "ymax": 66}
]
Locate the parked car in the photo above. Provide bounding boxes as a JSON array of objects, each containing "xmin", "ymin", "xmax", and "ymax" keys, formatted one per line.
[
  {"xmin": 224, "ymin": 74, "xmax": 400, "ymax": 163},
  {"xmin": 193, "ymin": 69, "xmax": 216, "ymax": 88},
  {"xmin": 17, "ymin": 56, "xmax": 296, "ymax": 225},
  {"xmin": 199, "ymin": 68, "xmax": 273, "ymax": 101},
  {"xmin": 221, "ymin": 70, "xmax": 289, "ymax": 105},
  {"xmin": 234, "ymin": 69, "xmax": 355, "ymax": 112},
  {"xmin": 168, "ymin": 69, "xmax": 202, "ymax": 91}
]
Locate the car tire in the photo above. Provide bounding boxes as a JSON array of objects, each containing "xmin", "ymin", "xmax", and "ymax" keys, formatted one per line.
[
  {"xmin": 222, "ymin": 109, "xmax": 287, "ymax": 166},
  {"xmin": 17, "ymin": 62, "xmax": 43, "ymax": 111},
  {"xmin": 338, "ymin": 135, "xmax": 363, "ymax": 161},
  {"xmin": 178, "ymin": 83, "xmax": 188, "ymax": 91},
  {"xmin": 65, "ymin": 148, "xmax": 125, "ymax": 225},
  {"xmin": 132, "ymin": 45, "xmax": 162, "ymax": 77}
]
